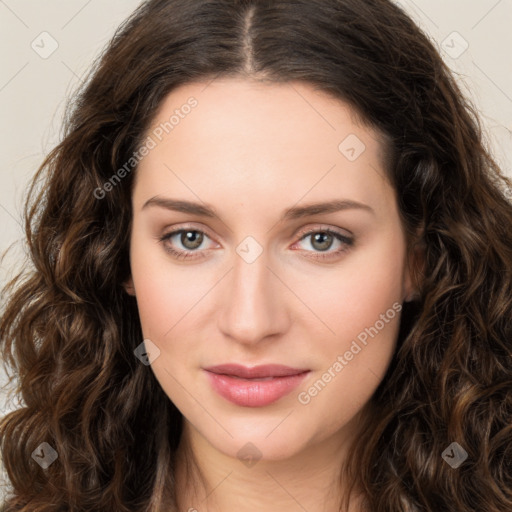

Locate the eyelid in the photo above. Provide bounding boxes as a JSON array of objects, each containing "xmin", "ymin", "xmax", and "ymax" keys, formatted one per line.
[
  {"xmin": 161, "ymin": 222, "xmax": 352, "ymax": 245},
  {"xmin": 161, "ymin": 223, "xmax": 220, "ymax": 245},
  {"xmin": 159, "ymin": 222, "xmax": 354, "ymax": 260},
  {"xmin": 289, "ymin": 225, "xmax": 354, "ymax": 260},
  {"xmin": 294, "ymin": 223, "xmax": 353, "ymax": 240}
]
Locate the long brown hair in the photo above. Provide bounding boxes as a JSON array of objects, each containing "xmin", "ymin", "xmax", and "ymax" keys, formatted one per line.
[{"xmin": 1, "ymin": 0, "xmax": 511, "ymax": 510}]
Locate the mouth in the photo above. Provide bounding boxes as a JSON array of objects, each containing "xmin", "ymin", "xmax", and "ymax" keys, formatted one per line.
[{"xmin": 203, "ymin": 364, "xmax": 310, "ymax": 407}]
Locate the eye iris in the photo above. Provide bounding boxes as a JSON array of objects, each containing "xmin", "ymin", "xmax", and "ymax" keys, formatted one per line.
[
  {"xmin": 181, "ymin": 230, "xmax": 203, "ymax": 250},
  {"xmin": 311, "ymin": 232, "xmax": 333, "ymax": 251}
]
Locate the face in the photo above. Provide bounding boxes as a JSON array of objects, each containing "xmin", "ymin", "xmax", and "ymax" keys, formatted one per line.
[{"xmin": 125, "ymin": 78, "xmax": 416, "ymax": 462}]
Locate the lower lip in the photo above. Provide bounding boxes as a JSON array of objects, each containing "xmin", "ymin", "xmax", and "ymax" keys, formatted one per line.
[{"xmin": 205, "ymin": 370, "xmax": 310, "ymax": 407}]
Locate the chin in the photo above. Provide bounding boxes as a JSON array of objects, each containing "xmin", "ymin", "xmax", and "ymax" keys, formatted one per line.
[{"xmin": 211, "ymin": 428, "xmax": 311, "ymax": 463}]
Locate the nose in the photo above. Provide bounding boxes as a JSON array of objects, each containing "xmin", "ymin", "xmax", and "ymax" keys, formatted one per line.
[{"xmin": 216, "ymin": 245, "xmax": 290, "ymax": 346}]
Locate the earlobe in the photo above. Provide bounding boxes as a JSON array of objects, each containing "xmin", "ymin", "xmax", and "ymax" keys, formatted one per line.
[
  {"xmin": 404, "ymin": 236, "xmax": 425, "ymax": 303},
  {"xmin": 403, "ymin": 271, "xmax": 416, "ymax": 302},
  {"xmin": 123, "ymin": 276, "xmax": 136, "ymax": 296},
  {"xmin": 404, "ymin": 288, "xmax": 419, "ymax": 303}
]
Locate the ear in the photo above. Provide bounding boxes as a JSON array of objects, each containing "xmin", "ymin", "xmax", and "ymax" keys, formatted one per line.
[
  {"xmin": 123, "ymin": 276, "xmax": 136, "ymax": 296},
  {"xmin": 403, "ymin": 234, "xmax": 425, "ymax": 303}
]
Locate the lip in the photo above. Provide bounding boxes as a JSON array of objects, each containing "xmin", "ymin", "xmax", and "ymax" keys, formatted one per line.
[{"xmin": 203, "ymin": 364, "xmax": 310, "ymax": 407}]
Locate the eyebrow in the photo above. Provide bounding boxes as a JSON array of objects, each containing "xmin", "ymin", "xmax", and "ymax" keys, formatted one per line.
[{"xmin": 141, "ymin": 196, "xmax": 375, "ymax": 220}]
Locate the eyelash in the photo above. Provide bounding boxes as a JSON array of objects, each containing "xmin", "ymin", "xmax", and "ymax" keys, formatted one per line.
[{"xmin": 157, "ymin": 225, "xmax": 354, "ymax": 262}]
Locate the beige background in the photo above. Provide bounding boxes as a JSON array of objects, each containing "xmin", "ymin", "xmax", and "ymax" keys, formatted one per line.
[{"xmin": 1, "ymin": 0, "xmax": 511, "ymax": 498}]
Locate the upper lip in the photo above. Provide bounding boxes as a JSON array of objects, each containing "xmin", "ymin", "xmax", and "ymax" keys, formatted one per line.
[{"xmin": 204, "ymin": 364, "xmax": 310, "ymax": 379}]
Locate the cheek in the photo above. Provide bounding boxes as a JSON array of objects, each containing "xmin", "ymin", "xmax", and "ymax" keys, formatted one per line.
[
  {"xmin": 127, "ymin": 220, "xmax": 406, "ymax": 448},
  {"xmin": 295, "ymin": 296, "xmax": 402, "ymax": 443},
  {"xmin": 129, "ymin": 231, "xmax": 211, "ymax": 340},
  {"xmin": 292, "ymin": 233, "xmax": 405, "ymax": 415},
  {"xmin": 131, "ymin": 219, "xmax": 407, "ymax": 351}
]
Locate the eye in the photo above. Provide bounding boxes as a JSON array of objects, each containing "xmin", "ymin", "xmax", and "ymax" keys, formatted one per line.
[
  {"xmin": 158, "ymin": 225, "xmax": 354, "ymax": 262},
  {"xmin": 291, "ymin": 227, "xmax": 354, "ymax": 261},
  {"xmin": 158, "ymin": 227, "xmax": 217, "ymax": 261}
]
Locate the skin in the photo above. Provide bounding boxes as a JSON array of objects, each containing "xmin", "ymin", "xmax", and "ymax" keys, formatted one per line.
[{"xmin": 124, "ymin": 78, "xmax": 418, "ymax": 512}]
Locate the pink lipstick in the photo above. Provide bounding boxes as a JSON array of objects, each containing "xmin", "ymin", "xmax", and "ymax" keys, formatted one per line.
[{"xmin": 204, "ymin": 364, "xmax": 310, "ymax": 407}]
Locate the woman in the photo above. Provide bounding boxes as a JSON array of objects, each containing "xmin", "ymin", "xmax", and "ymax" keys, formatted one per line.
[{"xmin": 1, "ymin": 0, "xmax": 511, "ymax": 510}]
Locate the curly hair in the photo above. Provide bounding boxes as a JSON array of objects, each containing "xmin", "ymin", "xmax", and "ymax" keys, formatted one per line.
[{"xmin": 1, "ymin": 0, "xmax": 511, "ymax": 510}]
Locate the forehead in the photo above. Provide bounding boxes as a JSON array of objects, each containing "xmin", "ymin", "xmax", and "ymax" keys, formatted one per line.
[{"xmin": 133, "ymin": 78, "xmax": 395, "ymax": 221}]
